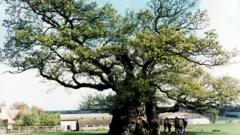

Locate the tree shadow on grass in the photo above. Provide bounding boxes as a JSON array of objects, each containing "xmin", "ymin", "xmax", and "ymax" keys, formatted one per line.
[{"xmin": 188, "ymin": 131, "xmax": 224, "ymax": 135}]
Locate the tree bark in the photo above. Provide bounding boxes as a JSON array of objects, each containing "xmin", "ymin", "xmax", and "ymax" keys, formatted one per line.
[
  {"xmin": 146, "ymin": 100, "xmax": 160, "ymax": 135},
  {"xmin": 108, "ymin": 108, "xmax": 124, "ymax": 135}
]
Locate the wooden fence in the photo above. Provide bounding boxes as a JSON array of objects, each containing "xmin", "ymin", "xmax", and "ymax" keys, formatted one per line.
[{"xmin": 0, "ymin": 126, "xmax": 62, "ymax": 134}]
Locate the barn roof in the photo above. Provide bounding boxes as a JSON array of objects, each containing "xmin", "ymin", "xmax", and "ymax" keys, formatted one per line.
[
  {"xmin": 60, "ymin": 113, "xmax": 112, "ymax": 121},
  {"xmin": 159, "ymin": 112, "xmax": 208, "ymax": 119},
  {"xmin": 49, "ymin": 109, "xmax": 110, "ymax": 114}
]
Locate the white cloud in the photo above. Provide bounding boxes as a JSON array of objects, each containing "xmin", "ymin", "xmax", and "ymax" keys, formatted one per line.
[
  {"xmin": 200, "ymin": 0, "xmax": 240, "ymax": 50},
  {"xmin": 200, "ymin": 0, "xmax": 240, "ymax": 79},
  {"xmin": 0, "ymin": 65, "xmax": 97, "ymax": 110}
]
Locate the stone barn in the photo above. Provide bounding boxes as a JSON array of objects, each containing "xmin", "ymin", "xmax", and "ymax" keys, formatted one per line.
[{"xmin": 60, "ymin": 113, "xmax": 112, "ymax": 131}]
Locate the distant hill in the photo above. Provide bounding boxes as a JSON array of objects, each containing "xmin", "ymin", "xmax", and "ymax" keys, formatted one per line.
[{"xmin": 47, "ymin": 109, "xmax": 110, "ymax": 114}]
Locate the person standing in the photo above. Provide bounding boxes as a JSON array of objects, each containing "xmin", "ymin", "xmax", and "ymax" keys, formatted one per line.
[
  {"xmin": 163, "ymin": 118, "xmax": 168, "ymax": 134},
  {"xmin": 166, "ymin": 118, "xmax": 172, "ymax": 135},
  {"xmin": 174, "ymin": 117, "xmax": 180, "ymax": 134},
  {"xmin": 182, "ymin": 119, "xmax": 188, "ymax": 133}
]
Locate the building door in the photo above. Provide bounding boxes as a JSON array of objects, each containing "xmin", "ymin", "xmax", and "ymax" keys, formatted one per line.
[
  {"xmin": 67, "ymin": 125, "xmax": 71, "ymax": 131},
  {"xmin": 76, "ymin": 121, "xmax": 79, "ymax": 131}
]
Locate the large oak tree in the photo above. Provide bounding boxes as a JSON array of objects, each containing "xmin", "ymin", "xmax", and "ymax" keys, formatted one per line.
[{"xmin": 1, "ymin": 0, "xmax": 239, "ymax": 135}]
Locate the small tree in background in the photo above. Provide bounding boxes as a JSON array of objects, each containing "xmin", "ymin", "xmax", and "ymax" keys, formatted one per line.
[
  {"xmin": 11, "ymin": 102, "xmax": 29, "ymax": 110},
  {"xmin": 40, "ymin": 113, "xmax": 60, "ymax": 126},
  {"xmin": 79, "ymin": 94, "xmax": 114, "ymax": 110},
  {"xmin": 15, "ymin": 105, "xmax": 59, "ymax": 126},
  {"xmin": 0, "ymin": 102, "xmax": 6, "ymax": 108}
]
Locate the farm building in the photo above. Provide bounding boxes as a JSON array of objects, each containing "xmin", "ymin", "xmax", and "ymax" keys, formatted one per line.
[
  {"xmin": 59, "ymin": 109, "xmax": 211, "ymax": 131},
  {"xmin": 60, "ymin": 113, "xmax": 112, "ymax": 131},
  {"xmin": 159, "ymin": 112, "xmax": 210, "ymax": 125},
  {"xmin": 0, "ymin": 107, "xmax": 20, "ymax": 127}
]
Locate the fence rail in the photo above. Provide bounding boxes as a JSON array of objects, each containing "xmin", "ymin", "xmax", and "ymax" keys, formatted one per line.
[{"xmin": 0, "ymin": 126, "xmax": 62, "ymax": 134}]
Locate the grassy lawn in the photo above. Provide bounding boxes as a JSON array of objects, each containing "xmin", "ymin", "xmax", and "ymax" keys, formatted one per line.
[
  {"xmin": 12, "ymin": 123, "xmax": 240, "ymax": 135},
  {"xmin": 15, "ymin": 131, "xmax": 107, "ymax": 135},
  {"xmin": 186, "ymin": 123, "xmax": 240, "ymax": 135},
  {"xmin": 217, "ymin": 116, "xmax": 240, "ymax": 124}
]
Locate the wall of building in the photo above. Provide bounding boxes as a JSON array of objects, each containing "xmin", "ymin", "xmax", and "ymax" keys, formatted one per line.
[
  {"xmin": 60, "ymin": 121, "xmax": 77, "ymax": 131},
  {"xmin": 60, "ymin": 113, "xmax": 112, "ymax": 129},
  {"xmin": 188, "ymin": 118, "xmax": 210, "ymax": 125}
]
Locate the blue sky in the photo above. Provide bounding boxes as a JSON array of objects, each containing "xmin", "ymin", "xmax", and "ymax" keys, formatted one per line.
[
  {"xmin": 0, "ymin": 0, "xmax": 240, "ymax": 110},
  {"xmin": 96, "ymin": 0, "xmax": 149, "ymax": 12}
]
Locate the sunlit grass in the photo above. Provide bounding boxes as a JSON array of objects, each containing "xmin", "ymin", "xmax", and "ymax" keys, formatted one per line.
[{"xmin": 186, "ymin": 123, "xmax": 240, "ymax": 135}]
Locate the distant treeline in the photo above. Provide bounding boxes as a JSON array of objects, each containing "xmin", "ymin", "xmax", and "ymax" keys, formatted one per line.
[
  {"xmin": 47, "ymin": 108, "xmax": 110, "ymax": 114},
  {"xmin": 220, "ymin": 105, "xmax": 240, "ymax": 114}
]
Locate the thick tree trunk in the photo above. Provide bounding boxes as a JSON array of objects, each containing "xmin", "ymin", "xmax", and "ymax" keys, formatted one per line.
[
  {"xmin": 146, "ymin": 100, "xmax": 160, "ymax": 135},
  {"xmin": 108, "ymin": 108, "xmax": 124, "ymax": 135},
  {"xmin": 108, "ymin": 102, "xmax": 160, "ymax": 135}
]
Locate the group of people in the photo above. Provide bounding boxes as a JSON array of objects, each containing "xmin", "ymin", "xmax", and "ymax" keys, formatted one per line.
[{"xmin": 163, "ymin": 117, "xmax": 187, "ymax": 135}]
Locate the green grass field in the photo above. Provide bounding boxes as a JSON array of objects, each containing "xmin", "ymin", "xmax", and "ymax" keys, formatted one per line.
[
  {"xmin": 14, "ymin": 131, "xmax": 107, "ymax": 135},
  {"xmin": 187, "ymin": 123, "xmax": 240, "ymax": 135},
  {"xmin": 12, "ymin": 122, "xmax": 240, "ymax": 135}
]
